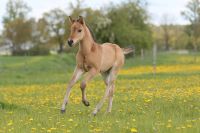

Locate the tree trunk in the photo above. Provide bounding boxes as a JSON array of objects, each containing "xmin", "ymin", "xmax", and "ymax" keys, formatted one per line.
[
  {"xmin": 58, "ymin": 42, "xmax": 64, "ymax": 53},
  {"xmin": 57, "ymin": 35, "xmax": 64, "ymax": 53},
  {"xmin": 164, "ymin": 31, "xmax": 170, "ymax": 51}
]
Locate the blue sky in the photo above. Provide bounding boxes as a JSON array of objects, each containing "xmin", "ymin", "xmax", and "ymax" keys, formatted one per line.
[{"xmin": 0, "ymin": 0, "xmax": 190, "ymax": 32}]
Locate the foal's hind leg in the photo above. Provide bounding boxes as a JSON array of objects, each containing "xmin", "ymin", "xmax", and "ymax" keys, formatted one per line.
[
  {"xmin": 101, "ymin": 71, "xmax": 115, "ymax": 112},
  {"xmin": 93, "ymin": 68, "xmax": 117, "ymax": 115},
  {"xmin": 107, "ymin": 84, "xmax": 115, "ymax": 113}
]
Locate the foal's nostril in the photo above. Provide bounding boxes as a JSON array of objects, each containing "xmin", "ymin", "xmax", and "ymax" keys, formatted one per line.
[{"xmin": 68, "ymin": 40, "xmax": 73, "ymax": 47}]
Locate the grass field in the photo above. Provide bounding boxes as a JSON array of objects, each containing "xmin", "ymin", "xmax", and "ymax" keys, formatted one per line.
[{"xmin": 0, "ymin": 52, "xmax": 200, "ymax": 133}]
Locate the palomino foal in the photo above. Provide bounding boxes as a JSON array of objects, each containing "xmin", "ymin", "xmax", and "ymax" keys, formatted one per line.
[{"xmin": 61, "ymin": 16, "xmax": 133, "ymax": 115}]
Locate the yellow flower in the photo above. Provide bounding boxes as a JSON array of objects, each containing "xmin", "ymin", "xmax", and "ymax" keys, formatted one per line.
[
  {"xmin": 68, "ymin": 119, "xmax": 73, "ymax": 122},
  {"xmin": 31, "ymin": 128, "xmax": 36, "ymax": 131},
  {"xmin": 166, "ymin": 123, "xmax": 172, "ymax": 128},
  {"xmin": 93, "ymin": 128, "xmax": 101, "ymax": 132},
  {"xmin": 144, "ymin": 99, "xmax": 151, "ymax": 103},
  {"xmin": 187, "ymin": 124, "xmax": 192, "ymax": 128},
  {"xmin": 7, "ymin": 121, "xmax": 13, "ymax": 126},
  {"xmin": 168, "ymin": 119, "xmax": 172, "ymax": 122},
  {"xmin": 51, "ymin": 128, "xmax": 57, "ymax": 130},
  {"xmin": 131, "ymin": 128, "xmax": 137, "ymax": 132},
  {"xmin": 132, "ymin": 119, "xmax": 136, "ymax": 122},
  {"xmin": 181, "ymin": 126, "xmax": 186, "ymax": 129}
]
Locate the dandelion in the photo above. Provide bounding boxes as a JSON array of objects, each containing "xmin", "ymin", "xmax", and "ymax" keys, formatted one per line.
[
  {"xmin": 51, "ymin": 128, "xmax": 57, "ymax": 130},
  {"xmin": 7, "ymin": 111, "xmax": 13, "ymax": 114},
  {"xmin": 168, "ymin": 119, "xmax": 172, "ymax": 122},
  {"xmin": 166, "ymin": 124, "xmax": 172, "ymax": 128},
  {"xmin": 132, "ymin": 119, "xmax": 136, "ymax": 122},
  {"xmin": 187, "ymin": 124, "xmax": 192, "ymax": 128},
  {"xmin": 144, "ymin": 99, "xmax": 151, "ymax": 103},
  {"xmin": 181, "ymin": 126, "xmax": 186, "ymax": 129},
  {"xmin": 130, "ymin": 128, "xmax": 137, "ymax": 132},
  {"xmin": 31, "ymin": 128, "xmax": 36, "ymax": 131},
  {"xmin": 93, "ymin": 128, "xmax": 102, "ymax": 132},
  {"xmin": 7, "ymin": 121, "xmax": 13, "ymax": 126},
  {"xmin": 68, "ymin": 119, "xmax": 73, "ymax": 122}
]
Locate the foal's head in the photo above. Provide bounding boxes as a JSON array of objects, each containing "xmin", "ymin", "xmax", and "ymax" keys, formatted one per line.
[{"xmin": 67, "ymin": 16, "xmax": 86, "ymax": 47}]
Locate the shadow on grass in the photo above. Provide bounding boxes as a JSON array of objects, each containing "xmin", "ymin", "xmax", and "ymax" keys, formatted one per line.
[{"xmin": 0, "ymin": 101, "xmax": 19, "ymax": 110}]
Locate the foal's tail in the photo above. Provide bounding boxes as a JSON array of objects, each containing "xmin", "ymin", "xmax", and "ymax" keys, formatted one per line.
[{"xmin": 122, "ymin": 47, "xmax": 134, "ymax": 55}]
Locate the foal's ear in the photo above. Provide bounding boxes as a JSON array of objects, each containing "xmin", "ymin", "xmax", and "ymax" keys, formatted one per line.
[
  {"xmin": 69, "ymin": 16, "xmax": 75, "ymax": 24},
  {"xmin": 78, "ymin": 16, "xmax": 85, "ymax": 25}
]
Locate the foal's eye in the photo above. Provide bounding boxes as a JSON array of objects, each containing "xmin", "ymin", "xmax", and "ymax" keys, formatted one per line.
[{"xmin": 78, "ymin": 29, "xmax": 82, "ymax": 33}]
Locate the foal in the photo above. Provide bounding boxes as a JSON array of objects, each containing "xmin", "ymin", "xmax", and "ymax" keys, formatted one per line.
[{"xmin": 61, "ymin": 16, "xmax": 133, "ymax": 115}]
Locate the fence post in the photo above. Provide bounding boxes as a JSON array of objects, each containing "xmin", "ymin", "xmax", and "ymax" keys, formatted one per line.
[
  {"xmin": 141, "ymin": 48, "xmax": 144, "ymax": 60},
  {"xmin": 153, "ymin": 44, "xmax": 157, "ymax": 76}
]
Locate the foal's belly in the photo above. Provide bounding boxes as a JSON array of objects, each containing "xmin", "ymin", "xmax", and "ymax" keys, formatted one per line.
[{"xmin": 100, "ymin": 44, "xmax": 116, "ymax": 72}]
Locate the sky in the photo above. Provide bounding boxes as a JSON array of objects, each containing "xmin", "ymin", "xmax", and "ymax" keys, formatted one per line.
[{"xmin": 0, "ymin": 0, "xmax": 190, "ymax": 32}]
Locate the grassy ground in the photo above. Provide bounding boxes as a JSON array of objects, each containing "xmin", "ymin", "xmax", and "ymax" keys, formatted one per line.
[{"xmin": 0, "ymin": 52, "xmax": 200, "ymax": 133}]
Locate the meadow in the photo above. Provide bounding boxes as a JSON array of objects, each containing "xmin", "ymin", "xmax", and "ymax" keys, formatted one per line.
[{"xmin": 0, "ymin": 52, "xmax": 200, "ymax": 133}]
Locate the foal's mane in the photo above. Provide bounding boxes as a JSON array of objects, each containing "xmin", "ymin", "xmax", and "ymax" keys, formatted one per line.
[{"xmin": 85, "ymin": 24, "xmax": 96, "ymax": 42}]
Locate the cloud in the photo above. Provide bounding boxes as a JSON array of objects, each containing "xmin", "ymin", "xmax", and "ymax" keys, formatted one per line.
[{"xmin": 148, "ymin": 0, "xmax": 190, "ymax": 25}]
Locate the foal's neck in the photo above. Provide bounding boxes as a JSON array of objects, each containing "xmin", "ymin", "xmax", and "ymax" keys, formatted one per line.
[{"xmin": 79, "ymin": 26, "xmax": 95, "ymax": 55}]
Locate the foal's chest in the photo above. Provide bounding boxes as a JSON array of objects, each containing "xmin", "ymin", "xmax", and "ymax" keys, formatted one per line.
[{"xmin": 82, "ymin": 56, "xmax": 92, "ymax": 72}]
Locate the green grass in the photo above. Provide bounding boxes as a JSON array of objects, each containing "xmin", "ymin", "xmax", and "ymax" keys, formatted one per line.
[{"xmin": 0, "ymin": 52, "xmax": 200, "ymax": 133}]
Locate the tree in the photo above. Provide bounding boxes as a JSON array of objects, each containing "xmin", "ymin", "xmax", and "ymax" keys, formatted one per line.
[
  {"xmin": 182, "ymin": 0, "xmax": 200, "ymax": 51},
  {"xmin": 41, "ymin": 9, "xmax": 68, "ymax": 53},
  {"xmin": 68, "ymin": 0, "xmax": 152, "ymax": 53},
  {"xmin": 3, "ymin": 0, "xmax": 31, "ymax": 23},
  {"xmin": 106, "ymin": 0, "xmax": 152, "ymax": 51},
  {"xmin": 4, "ymin": 19, "xmax": 33, "ymax": 53},
  {"xmin": 3, "ymin": 0, "xmax": 32, "ymax": 54},
  {"xmin": 152, "ymin": 24, "xmax": 190, "ymax": 50},
  {"xmin": 69, "ymin": 0, "xmax": 109, "ymax": 43},
  {"xmin": 0, "ymin": 35, "xmax": 3, "ymax": 46},
  {"xmin": 160, "ymin": 14, "xmax": 173, "ymax": 51}
]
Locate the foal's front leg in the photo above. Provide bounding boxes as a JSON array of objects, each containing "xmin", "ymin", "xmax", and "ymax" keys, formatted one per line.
[
  {"xmin": 61, "ymin": 67, "xmax": 84, "ymax": 113},
  {"xmin": 80, "ymin": 68, "xmax": 98, "ymax": 106}
]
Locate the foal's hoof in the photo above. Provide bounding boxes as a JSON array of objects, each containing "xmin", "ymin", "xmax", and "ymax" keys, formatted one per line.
[
  {"xmin": 92, "ymin": 109, "xmax": 98, "ymax": 116},
  {"xmin": 61, "ymin": 109, "xmax": 66, "ymax": 114},
  {"xmin": 92, "ymin": 111, "xmax": 97, "ymax": 116},
  {"xmin": 93, "ymin": 112, "xmax": 97, "ymax": 116},
  {"xmin": 82, "ymin": 100, "xmax": 90, "ymax": 106}
]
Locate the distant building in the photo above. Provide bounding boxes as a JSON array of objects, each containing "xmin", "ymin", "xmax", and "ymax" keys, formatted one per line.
[
  {"xmin": 0, "ymin": 40, "xmax": 12, "ymax": 55},
  {"xmin": 0, "ymin": 40, "xmax": 35, "ymax": 55}
]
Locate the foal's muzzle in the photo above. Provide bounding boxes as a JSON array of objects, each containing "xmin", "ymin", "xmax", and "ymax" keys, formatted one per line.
[{"xmin": 68, "ymin": 39, "xmax": 73, "ymax": 47}]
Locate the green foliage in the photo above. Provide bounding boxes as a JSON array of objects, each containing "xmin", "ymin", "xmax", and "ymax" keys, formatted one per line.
[
  {"xmin": 2, "ymin": 0, "xmax": 33, "ymax": 55},
  {"xmin": 41, "ymin": 9, "xmax": 68, "ymax": 53},
  {"xmin": 182, "ymin": 0, "xmax": 200, "ymax": 51},
  {"xmin": 69, "ymin": 0, "xmax": 152, "ymax": 51},
  {"xmin": 106, "ymin": 0, "xmax": 152, "ymax": 50},
  {"xmin": 3, "ymin": 0, "xmax": 31, "ymax": 24},
  {"xmin": 152, "ymin": 24, "xmax": 190, "ymax": 50},
  {"xmin": 68, "ymin": 2, "xmax": 107, "ymax": 43},
  {"xmin": 4, "ymin": 18, "xmax": 33, "ymax": 52}
]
